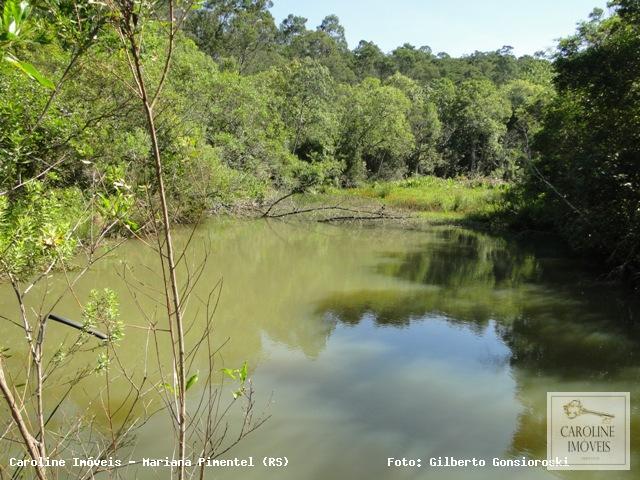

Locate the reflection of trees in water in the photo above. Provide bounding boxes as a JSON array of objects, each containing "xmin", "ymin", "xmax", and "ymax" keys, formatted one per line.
[
  {"xmin": 316, "ymin": 228, "xmax": 640, "ymax": 377},
  {"xmin": 316, "ymin": 226, "xmax": 640, "ymax": 468},
  {"xmin": 377, "ymin": 228, "xmax": 541, "ymax": 289}
]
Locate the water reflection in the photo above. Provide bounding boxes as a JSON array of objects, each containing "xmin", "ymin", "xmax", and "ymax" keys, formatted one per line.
[
  {"xmin": 317, "ymin": 228, "xmax": 640, "ymax": 378},
  {"xmin": 2, "ymin": 221, "xmax": 639, "ymax": 479},
  {"xmin": 314, "ymin": 227, "xmax": 640, "ymax": 479},
  {"xmin": 377, "ymin": 229, "xmax": 541, "ymax": 289}
]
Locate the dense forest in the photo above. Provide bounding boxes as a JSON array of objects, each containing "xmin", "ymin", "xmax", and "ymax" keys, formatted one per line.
[{"xmin": 1, "ymin": 0, "xmax": 639, "ymax": 283}]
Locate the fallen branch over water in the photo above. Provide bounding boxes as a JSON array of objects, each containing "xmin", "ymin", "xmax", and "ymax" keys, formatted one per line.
[
  {"xmin": 318, "ymin": 214, "xmax": 404, "ymax": 222},
  {"xmin": 262, "ymin": 204, "xmax": 409, "ymax": 222},
  {"xmin": 260, "ymin": 190, "xmax": 298, "ymax": 218}
]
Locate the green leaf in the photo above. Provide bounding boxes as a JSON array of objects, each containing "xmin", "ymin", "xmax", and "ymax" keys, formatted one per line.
[
  {"xmin": 221, "ymin": 368, "xmax": 236, "ymax": 380},
  {"xmin": 239, "ymin": 361, "xmax": 248, "ymax": 382},
  {"xmin": 186, "ymin": 372, "xmax": 199, "ymax": 391},
  {"xmin": 4, "ymin": 54, "xmax": 55, "ymax": 89},
  {"xmin": 125, "ymin": 220, "xmax": 139, "ymax": 231}
]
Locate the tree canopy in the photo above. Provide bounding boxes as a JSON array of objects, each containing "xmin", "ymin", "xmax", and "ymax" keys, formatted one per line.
[{"xmin": 1, "ymin": 0, "xmax": 638, "ymax": 282}]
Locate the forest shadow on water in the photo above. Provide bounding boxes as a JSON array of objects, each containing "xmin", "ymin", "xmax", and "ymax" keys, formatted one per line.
[
  {"xmin": 316, "ymin": 227, "xmax": 640, "ymax": 377},
  {"xmin": 313, "ymin": 226, "xmax": 640, "ymax": 479}
]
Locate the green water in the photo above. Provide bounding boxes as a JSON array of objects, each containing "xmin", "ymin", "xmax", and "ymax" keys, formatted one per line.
[{"xmin": 1, "ymin": 219, "xmax": 639, "ymax": 479}]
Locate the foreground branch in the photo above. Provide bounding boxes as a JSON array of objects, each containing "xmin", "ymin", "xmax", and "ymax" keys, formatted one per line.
[{"xmin": 0, "ymin": 359, "xmax": 46, "ymax": 480}]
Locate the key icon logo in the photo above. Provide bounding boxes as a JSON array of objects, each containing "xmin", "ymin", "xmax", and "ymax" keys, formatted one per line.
[{"xmin": 563, "ymin": 399, "xmax": 615, "ymax": 424}]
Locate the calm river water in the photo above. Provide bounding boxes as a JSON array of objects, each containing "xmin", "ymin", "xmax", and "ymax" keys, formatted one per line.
[{"xmin": 1, "ymin": 219, "xmax": 638, "ymax": 479}]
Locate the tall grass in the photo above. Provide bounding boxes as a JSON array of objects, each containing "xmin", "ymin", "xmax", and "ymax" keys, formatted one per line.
[{"xmin": 351, "ymin": 176, "xmax": 506, "ymax": 219}]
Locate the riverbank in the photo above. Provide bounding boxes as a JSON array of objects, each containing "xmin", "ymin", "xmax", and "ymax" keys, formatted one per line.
[
  {"xmin": 255, "ymin": 176, "xmax": 506, "ymax": 227},
  {"xmin": 254, "ymin": 178, "xmax": 638, "ymax": 290}
]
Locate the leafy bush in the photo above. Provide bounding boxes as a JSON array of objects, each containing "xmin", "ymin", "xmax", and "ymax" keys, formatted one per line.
[{"xmin": 0, "ymin": 182, "xmax": 84, "ymax": 280}]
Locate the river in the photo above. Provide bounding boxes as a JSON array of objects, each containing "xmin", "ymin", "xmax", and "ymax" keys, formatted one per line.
[{"xmin": 1, "ymin": 219, "xmax": 638, "ymax": 479}]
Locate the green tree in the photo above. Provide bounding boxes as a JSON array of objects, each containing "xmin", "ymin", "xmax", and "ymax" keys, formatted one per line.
[
  {"xmin": 277, "ymin": 13, "xmax": 307, "ymax": 44},
  {"xmin": 352, "ymin": 40, "xmax": 394, "ymax": 80},
  {"xmin": 519, "ymin": 1, "xmax": 640, "ymax": 277},
  {"xmin": 390, "ymin": 43, "xmax": 439, "ymax": 83},
  {"xmin": 185, "ymin": 0, "xmax": 279, "ymax": 73},
  {"xmin": 501, "ymin": 78, "xmax": 554, "ymax": 179},
  {"xmin": 286, "ymin": 29, "xmax": 355, "ymax": 82},
  {"xmin": 276, "ymin": 58, "xmax": 337, "ymax": 159},
  {"xmin": 337, "ymin": 78, "xmax": 414, "ymax": 183},
  {"xmin": 317, "ymin": 14, "xmax": 347, "ymax": 49},
  {"xmin": 205, "ymin": 69, "xmax": 294, "ymax": 188},
  {"xmin": 385, "ymin": 73, "xmax": 442, "ymax": 174},
  {"xmin": 441, "ymin": 79, "xmax": 511, "ymax": 175}
]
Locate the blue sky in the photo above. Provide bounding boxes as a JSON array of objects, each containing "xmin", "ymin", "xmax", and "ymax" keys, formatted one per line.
[{"xmin": 269, "ymin": 0, "xmax": 609, "ymax": 57}]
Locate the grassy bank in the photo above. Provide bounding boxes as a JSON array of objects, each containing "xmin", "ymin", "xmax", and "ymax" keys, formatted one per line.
[
  {"xmin": 332, "ymin": 176, "xmax": 505, "ymax": 222},
  {"xmin": 284, "ymin": 176, "xmax": 507, "ymax": 225},
  {"xmin": 354, "ymin": 176, "xmax": 505, "ymax": 218}
]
